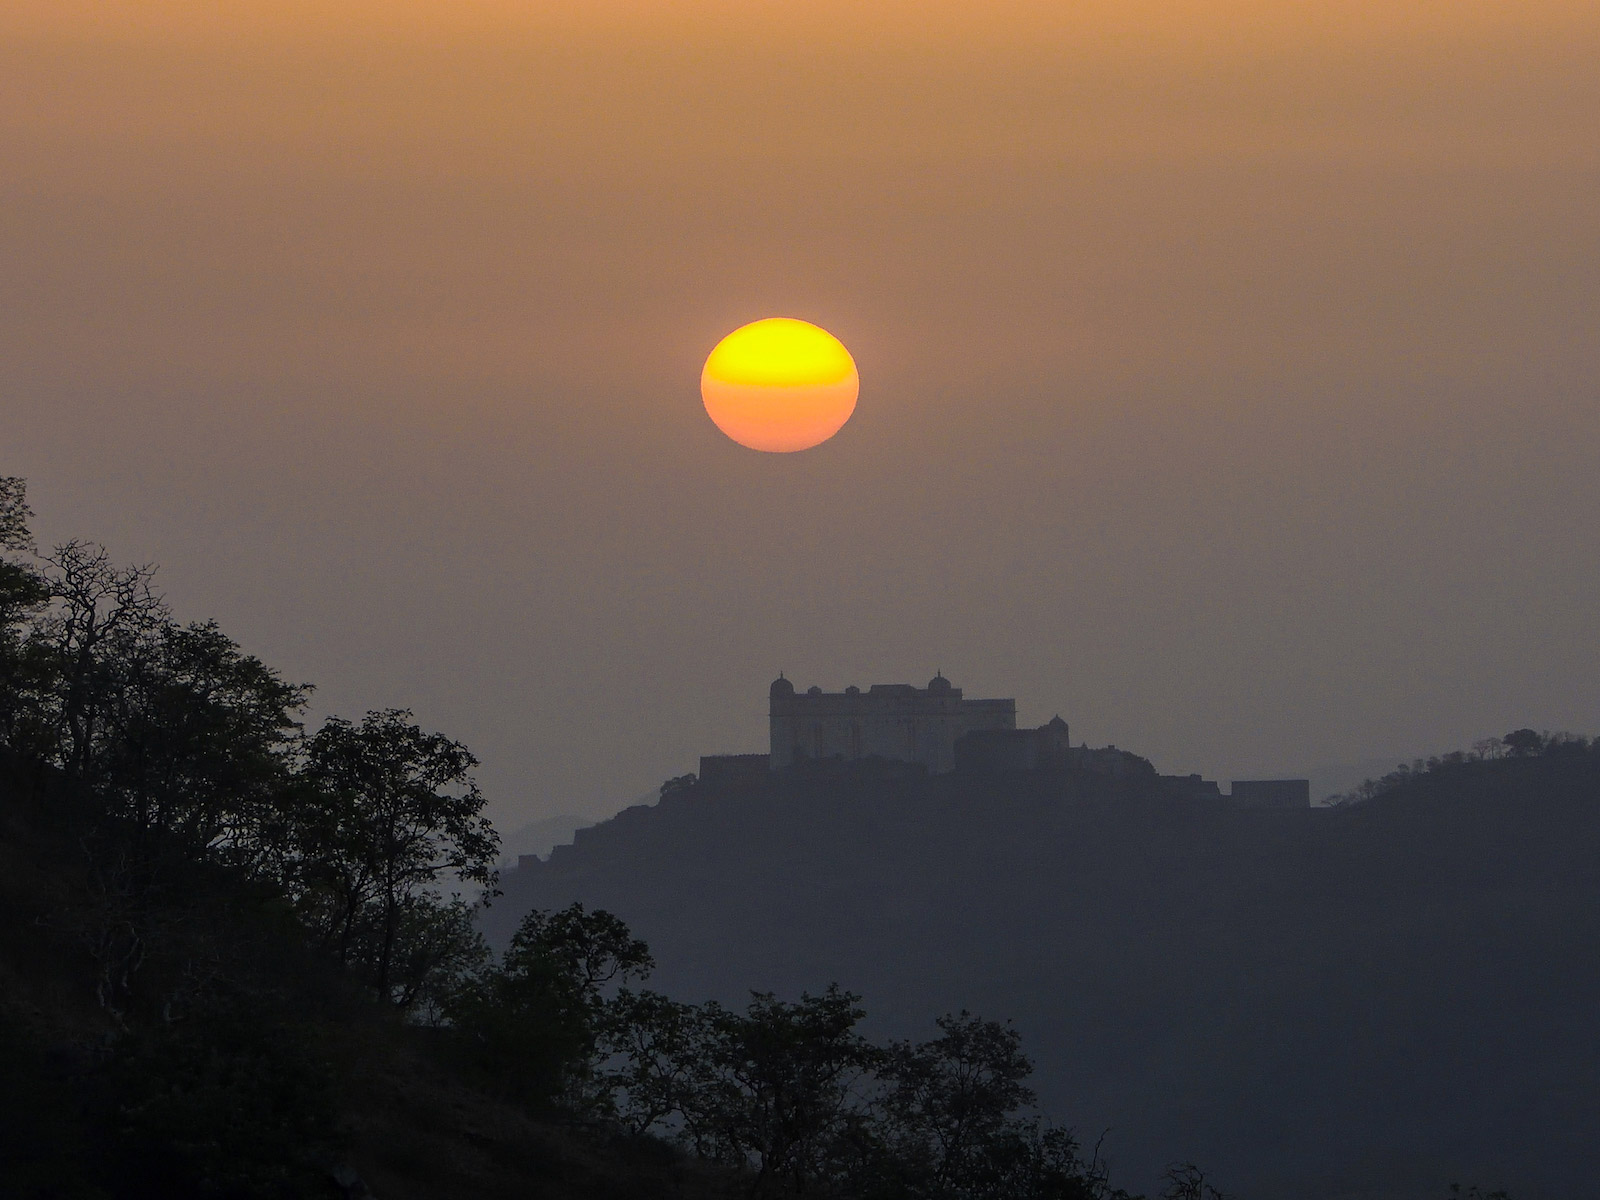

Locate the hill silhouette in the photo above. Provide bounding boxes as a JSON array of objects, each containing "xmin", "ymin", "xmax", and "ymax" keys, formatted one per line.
[
  {"xmin": 0, "ymin": 751, "xmax": 766, "ymax": 1200},
  {"xmin": 489, "ymin": 749, "xmax": 1600, "ymax": 1199},
  {"xmin": 0, "ymin": 478, "xmax": 1158, "ymax": 1200}
]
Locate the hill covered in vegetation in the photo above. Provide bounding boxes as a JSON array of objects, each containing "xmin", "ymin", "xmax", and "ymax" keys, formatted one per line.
[{"xmin": 495, "ymin": 740, "xmax": 1600, "ymax": 1198}]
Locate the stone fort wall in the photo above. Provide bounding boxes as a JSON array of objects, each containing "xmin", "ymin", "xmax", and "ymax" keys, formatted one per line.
[{"xmin": 769, "ymin": 674, "xmax": 1016, "ymax": 774}]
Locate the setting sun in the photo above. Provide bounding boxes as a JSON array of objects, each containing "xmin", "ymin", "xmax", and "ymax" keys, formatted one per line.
[{"xmin": 700, "ymin": 318, "xmax": 859, "ymax": 453}]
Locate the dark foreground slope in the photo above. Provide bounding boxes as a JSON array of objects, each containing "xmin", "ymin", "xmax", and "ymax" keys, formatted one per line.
[
  {"xmin": 491, "ymin": 755, "xmax": 1600, "ymax": 1200},
  {"xmin": 0, "ymin": 758, "xmax": 742, "ymax": 1200}
]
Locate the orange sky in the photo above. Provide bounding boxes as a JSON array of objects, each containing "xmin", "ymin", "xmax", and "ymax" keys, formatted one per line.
[
  {"xmin": 3, "ymin": 1, "xmax": 1598, "ymax": 822},
  {"xmin": 10, "ymin": 0, "xmax": 1595, "ymax": 45}
]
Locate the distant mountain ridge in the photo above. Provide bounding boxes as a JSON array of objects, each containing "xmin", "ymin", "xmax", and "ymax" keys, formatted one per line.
[{"xmin": 488, "ymin": 751, "xmax": 1600, "ymax": 1200}]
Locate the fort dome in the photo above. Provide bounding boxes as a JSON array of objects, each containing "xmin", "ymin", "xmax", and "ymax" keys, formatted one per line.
[
  {"xmin": 770, "ymin": 676, "xmax": 795, "ymax": 698},
  {"xmin": 928, "ymin": 673, "xmax": 953, "ymax": 695}
]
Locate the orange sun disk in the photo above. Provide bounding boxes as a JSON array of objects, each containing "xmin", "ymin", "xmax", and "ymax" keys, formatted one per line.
[{"xmin": 700, "ymin": 318, "xmax": 859, "ymax": 452}]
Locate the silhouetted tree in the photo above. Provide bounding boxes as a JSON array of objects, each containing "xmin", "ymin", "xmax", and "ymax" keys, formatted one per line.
[
  {"xmin": 386, "ymin": 892, "xmax": 490, "ymax": 1015},
  {"xmin": 681, "ymin": 986, "xmax": 882, "ymax": 1194},
  {"xmin": 0, "ymin": 476, "xmax": 31, "ymax": 551},
  {"xmin": 1502, "ymin": 728, "xmax": 1546, "ymax": 758},
  {"xmin": 28, "ymin": 540, "xmax": 166, "ymax": 782},
  {"xmin": 95, "ymin": 619, "xmax": 309, "ymax": 861},
  {"xmin": 857, "ymin": 1012, "xmax": 1121, "ymax": 1200},
  {"xmin": 1472, "ymin": 737, "xmax": 1506, "ymax": 760},
  {"xmin": 600, "ymin": 987, "xmax": 707, "ymax": 1133},
  {"xmin": 1160, "ymin": 1162, "xmax": 1228, "ymax": 1200},
  {"xmin": 878, "ymin": 1011, "xmax": 1036, "ymax": 1193},
  {"xmin": 0, "ymin": 491, "xmax": 307, "ymax": 859},
  {"xmin": 292, "ymin": 709, "xmax": 498, "ymax": 1002},
  {"xmin": 506, "ymin": 901, "xmax": 654, "ymax": 1005},
  {"xmin": 0, "ymin": 479, "xmax": 49, "ymax": 750},
  {"xmin": 504, "ymin": 902, "xmax": 653, "ymax": 1106},
  {"xmin": 447, "ymin": 902, "xmax": 652, "ymax": 1106}
]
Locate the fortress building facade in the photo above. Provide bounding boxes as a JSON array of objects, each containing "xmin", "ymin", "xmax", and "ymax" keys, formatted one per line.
[
  {"xmin": 769, "ymin": 674, "xmax": 1017, "ymax": 773},
  {"xmin": 680, "ymin": 674, "xmax": 1308, "ymax": 804}
]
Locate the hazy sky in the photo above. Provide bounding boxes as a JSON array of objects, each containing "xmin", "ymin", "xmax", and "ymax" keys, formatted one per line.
[{"xmin": 4, "ymin": 2, "xmax": 1598, "ymax": 825}]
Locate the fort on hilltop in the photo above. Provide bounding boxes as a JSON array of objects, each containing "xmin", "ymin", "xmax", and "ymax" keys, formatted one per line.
[
  {"xmin": 769, "ymin": 673, "xmax": 1017, "ymax": 773},
  {"xmin": 693, "ymin": 674, "xmax": 1309, "ymax": 807}
]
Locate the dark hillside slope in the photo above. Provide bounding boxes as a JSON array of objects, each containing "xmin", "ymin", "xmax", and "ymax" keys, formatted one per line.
[
  {"xmin": 0, "ymin": 758, "xmax": 744, "ymax": 1200},
  {"xmin": 490, "ymin": 757, "xmax": 1600, "ymax": 1199}
]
